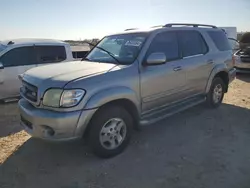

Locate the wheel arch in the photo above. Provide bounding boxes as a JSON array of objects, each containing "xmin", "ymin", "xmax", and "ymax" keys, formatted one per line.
[
  {"xmin": 82, "ymin": 87, "xmax": 141, "ymax": 138},
  {"xmin": 206, "ymin": 65, "xmax": 229, "ymax": 93},
  {"xmin": 214, "ymin": 71, "xmax": 229, "ymax": 92},
  {"xmin": 83, "ymin": 98, "xmax": 140, "ymax": 138}
]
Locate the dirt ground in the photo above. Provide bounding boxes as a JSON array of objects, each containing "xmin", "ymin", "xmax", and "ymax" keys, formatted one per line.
[{"xmin": 1, "ymin": 74, "xmax": 250, "ymax": 188}]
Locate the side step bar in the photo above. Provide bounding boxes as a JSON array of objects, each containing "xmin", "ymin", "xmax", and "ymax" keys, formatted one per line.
[{"xmin": 140, "ymin": 96, "xmax": 206, "ymax": 126}]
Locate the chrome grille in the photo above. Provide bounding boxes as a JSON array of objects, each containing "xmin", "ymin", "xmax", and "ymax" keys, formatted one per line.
[{"xmin": 21, "ymin": 81, "xmax": 38, "ymax": 102}]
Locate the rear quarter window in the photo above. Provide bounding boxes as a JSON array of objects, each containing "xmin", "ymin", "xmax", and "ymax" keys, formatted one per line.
[
  {"xmin": 36, "ymin": 46, "xmax": 66, "ymax": 63},
  {"xmin": 207, "ymin": 31, "xmax": 231, "ymax": 51}
]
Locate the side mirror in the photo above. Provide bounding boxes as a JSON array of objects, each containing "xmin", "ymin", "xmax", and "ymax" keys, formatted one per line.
[
  {"xmin": 18, "ymin": 74, "xmax": 24, "ymax": 81},
  {"xmin": 0, "ymin": 62, "xmax": 4, "ymax": 69},
  {"xmin": 145, "ymin": 52, "xmax": 166, "ymax": 66}
]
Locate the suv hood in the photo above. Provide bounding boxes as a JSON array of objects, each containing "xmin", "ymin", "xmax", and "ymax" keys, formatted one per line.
[{"xmin": 23, "ymin": 61, "xmax": 116, "ymax": 87}]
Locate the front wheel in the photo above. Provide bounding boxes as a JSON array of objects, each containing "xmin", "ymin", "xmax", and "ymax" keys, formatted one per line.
[
  {"xmin": 206, "ymin": 77, "xmax": 225, "ymax": 108},
  {"xmin": 88, "ymin": 105, "xmax": 133, "ymax": 158}
]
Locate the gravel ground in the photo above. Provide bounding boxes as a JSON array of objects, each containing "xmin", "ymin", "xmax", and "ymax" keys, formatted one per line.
[{"xmin": 1, "ymin": 75, "xmax": 250, "ymax": 188}]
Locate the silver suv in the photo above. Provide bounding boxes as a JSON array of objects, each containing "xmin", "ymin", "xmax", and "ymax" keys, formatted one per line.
[{"xmin": 19, "ymin": 23, "xmax": 236, "ymax": 158}]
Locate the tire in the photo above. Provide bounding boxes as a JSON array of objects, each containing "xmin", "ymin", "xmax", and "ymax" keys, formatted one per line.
[
  {"xmin": 206, "ymin": 77, "xmax": 225, "ymax": 108},
  {"xmin": 88, "ymin": 105, "xmax": 133, "ymax": 158}
]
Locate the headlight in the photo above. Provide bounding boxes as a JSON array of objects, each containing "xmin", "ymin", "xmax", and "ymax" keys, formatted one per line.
[
  {"xmin": 43, "ymin": 89, "xmax": 63, "ymax": 107},
  {"xmin": 60, "ymin": 89, "xmax": 85, "ymax": 107},
  {"xmin": 43, "ymin": 89, "xmax": 85, "ymax": 108}
]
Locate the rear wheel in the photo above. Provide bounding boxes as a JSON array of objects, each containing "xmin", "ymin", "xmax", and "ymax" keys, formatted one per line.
[
  {"xmin": 206, "ymin": 77, "xmax": 225, "ymax": 108},
  {"xmin": 88, "ymin": 105, "xmax": 133, "ymax": 158}
]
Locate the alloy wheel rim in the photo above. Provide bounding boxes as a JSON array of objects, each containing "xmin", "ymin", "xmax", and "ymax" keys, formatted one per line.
[
  {"xmin": 99, "ymin": 118, "xmax": 127, "ymax": 150},
  {"xmin": 213, "ymin": 84, "xmax": 223, "ymax": 103}
]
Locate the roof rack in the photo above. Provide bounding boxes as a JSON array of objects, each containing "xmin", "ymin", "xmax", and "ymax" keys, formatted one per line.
[
  {"xmin": 164, "ymin": 23, "xmax": 217, "ymax": 28},
  {"xmin": 124, "ymin": 28, "xmax": 138, "ymax": 31},
  {"xmin": 151, "ymin": 25, "xmax": 164, "ymax": 28}
]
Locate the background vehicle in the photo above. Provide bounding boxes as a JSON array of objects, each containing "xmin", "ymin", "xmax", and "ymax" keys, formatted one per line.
[
  {"xmin": 71, "ymin": 45, "xmax": 90, "ymax": 60},
  {"xmin": 19, "ymin": 23, "xmax": 236, "ymax": 158},
  {"xmin": 0, "ymin": 39, "xmax": 74, "ymax": 101},
  {"xmin": 233, "ymin": 32, "xmax": 250, "ymax": 73}
]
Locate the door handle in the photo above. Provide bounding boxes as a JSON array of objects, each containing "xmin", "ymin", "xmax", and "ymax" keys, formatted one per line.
[
  {"xmin": 207, "ymin": 60, "xmax": 214, "ymax": 64},
  {"xmin": 173, "ymin": 66, "xmax": 182, "ymax": 71}
]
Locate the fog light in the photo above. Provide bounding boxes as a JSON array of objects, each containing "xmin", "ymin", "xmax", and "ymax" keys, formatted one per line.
[{"xmin": 43, "ymin": 126, "xmax": 55, "ymax": 136}]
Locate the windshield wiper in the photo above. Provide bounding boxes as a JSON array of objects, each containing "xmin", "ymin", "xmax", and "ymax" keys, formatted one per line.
[
  {"xmin": 82, "ymin": 42, "xmax": 121, "ymax": 64},
  {"xmin": 83, "ymin": 57, "xmax": 92, "ymax": 61}
]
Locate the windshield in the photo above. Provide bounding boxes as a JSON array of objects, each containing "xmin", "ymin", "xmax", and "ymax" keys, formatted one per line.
[
  {"xmin": 0, "ymin": 44, "xmax": 7, "ymax": 53},
  {"xmin": 86, "ymin": 33, "xmax": 148, "ymax": 65}
]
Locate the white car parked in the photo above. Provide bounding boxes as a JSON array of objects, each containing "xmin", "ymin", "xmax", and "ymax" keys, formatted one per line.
[{"xmin": 0, "ymin": 39, "xmax": 74, "ymax": 101}]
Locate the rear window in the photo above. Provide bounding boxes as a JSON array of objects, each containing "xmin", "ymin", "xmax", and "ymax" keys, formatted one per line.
[
  {"xmin": 36, "ymin": 46, "xmax": 66, "ymax": 63},
  {"xmin": 208, "ymin": 31, "xmax": 231, "ymax": 51},
  {"xmin": 72, "ymin": 51, "xmax": 88, "ymax": 59}
]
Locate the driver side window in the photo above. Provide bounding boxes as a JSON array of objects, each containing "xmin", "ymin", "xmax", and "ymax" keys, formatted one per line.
[
  {"xmin": 146, "ymin": 31, "xmax": 179, "ymax": 62},
  {"xmin": 0, "ymin": 46, "xmax": 36, "ymax": 67}
]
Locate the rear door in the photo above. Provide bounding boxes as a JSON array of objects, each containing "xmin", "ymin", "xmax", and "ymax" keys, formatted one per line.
[
  {"xmin": 36, "ymin": 45, "xmax": 67, "ymax": 66},
  {"xmin": 177, "ymin": 30, "xmax": 211, "ymax": 96},
  {"xmin": 0, "ymin": 46, "xmax": 37, "ymax": 98}
]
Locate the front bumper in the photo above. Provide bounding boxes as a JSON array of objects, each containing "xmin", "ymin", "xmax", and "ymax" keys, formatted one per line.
[
  {"xmin": 229, "ymin": 68, "xmax": 236, "ymax": 83},
  {"xmin": 18, "ymin": 99, "xmax": 97, "ymax": 141}
]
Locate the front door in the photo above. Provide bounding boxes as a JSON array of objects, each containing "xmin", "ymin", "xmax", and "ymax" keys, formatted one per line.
[
  {"xmin": 0, "ymin": 46, "xmax": 37, "ymax": 99},
  {"xmin": 140, "ymin": 31, "xmax": 187, "ymax": 112}
]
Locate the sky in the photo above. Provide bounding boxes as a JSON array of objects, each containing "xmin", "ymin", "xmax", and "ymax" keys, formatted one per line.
[{"xmin": 1, "ymin": 0, "xmax": 250, "ymax": 40}]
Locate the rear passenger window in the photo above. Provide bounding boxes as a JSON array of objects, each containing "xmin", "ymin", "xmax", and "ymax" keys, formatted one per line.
[
  {"xmin": 178, "ymin": 31, "xmax": 208, "ymax": 57},
  {"xmin": 72, "ymin": 51, "xmax": 88, "ymax": 59},
  {"xmin": 208, "ymin": 31, "xmax": 231, "ymax": 51},
  {"xmin": 146, "ymin": 31, "xmax": 179, "ymax": 61},
  {"xmin": 36, "ymin": 46, "xmax": 66, "ymax": 63},
  {"xmin": 0, "ymin": 47, "xmax": 36, "ymax": 67}
]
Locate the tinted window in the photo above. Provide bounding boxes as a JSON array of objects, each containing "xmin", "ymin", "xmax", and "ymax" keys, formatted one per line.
[
  {"xmin": 0, "ymin": 47, "xmax": 36, "ymax": 67},
  {"xmin": 72, "ymin": 51, "xmax": 88, "ymax": 59},
  {"xmin": 146, "ymin": 31, "xmax": 179, "ymax": 61},
  {"xmin": 208, "ymin": 31, "xmax": 231, "ymax": 51},
  {"xmin": 0, "ymin": 44, "xmax": 7, "ymax": 53},
  {"xmin": 178, "ymin": 31, "xmax": 208, "ymax": 57},
  {"xmin": 36, "ymin": 46, "xmax": 66, "ymax": 63}
]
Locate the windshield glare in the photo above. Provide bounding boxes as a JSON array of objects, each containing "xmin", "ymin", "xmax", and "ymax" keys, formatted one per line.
[
  {"xmin": 86, "ymin": 33, "xmax": 147, "ymax": 65},
  {"xmin": 0, "ymin": 44, "xmax": 7, "ymax": 53}
]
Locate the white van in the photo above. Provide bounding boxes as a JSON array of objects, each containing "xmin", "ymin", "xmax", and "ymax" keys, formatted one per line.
[{"xmin": 0, "ymin": 39, "xmax": 74, "ymax": 101}]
